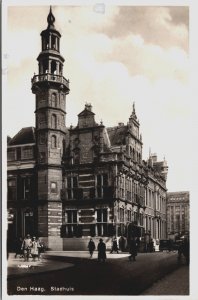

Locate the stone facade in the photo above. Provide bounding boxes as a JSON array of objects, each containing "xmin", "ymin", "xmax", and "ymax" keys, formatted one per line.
[
  {"xmin": 7, "ymin": 8, "xmax": 168, "ymax": 251},
  {"xmin": 167, "ymin": 191, "xmax": 190, "ymax": 240}
]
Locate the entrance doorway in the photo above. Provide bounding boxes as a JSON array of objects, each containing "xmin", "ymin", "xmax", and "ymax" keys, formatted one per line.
[{"xmin": 23, "ymin": 211, "xmax": 34, "ymax": 237}]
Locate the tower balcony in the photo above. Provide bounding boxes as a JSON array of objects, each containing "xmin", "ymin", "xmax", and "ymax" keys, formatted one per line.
[{"xmin": 31, "ymin": 73, "xmax": 69, "ymax": 92}]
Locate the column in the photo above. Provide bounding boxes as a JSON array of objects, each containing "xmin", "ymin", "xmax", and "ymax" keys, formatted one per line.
[
  {"xmin": 101, "ymin": 174, "xmax": 104, "ymax": 198},
  {"xmin": 123, "ymin": 174, "xmax": 125, "ymax": 200},
  {"xmin": 49, "ymin": 33, "xmax": 52, "ymax": 49},
  {"xmin": 56, "ymin": 61, "xmax": 60, "ymax": 75},
  {"xmin": 48, "ymin": 59, "xmax": 51, "ymax": 74},
  {"xmin": 55, "ymin": 37, "xmax": 58, "ymax": 50}
]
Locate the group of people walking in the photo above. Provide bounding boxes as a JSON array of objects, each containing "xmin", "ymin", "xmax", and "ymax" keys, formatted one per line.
[
  {"xmin": 88, "ymin": 236, "xmax": 138, "ymax": 262},
  {"xmin": 15, "ymin": 234, "xmax": 45, "ymax": 262},
  {"xmin": 88, "ymin": 238, "xmax": 107, "ymax": 262}
]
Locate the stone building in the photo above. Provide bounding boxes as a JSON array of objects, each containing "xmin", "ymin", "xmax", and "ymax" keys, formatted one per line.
[
  {"xmin": 167, "ymin": 191, "xmax": 190, "ymax": 240},
  {"xmin": 7, "ymin": 8, "xmax": 168, "ymax": 251}
]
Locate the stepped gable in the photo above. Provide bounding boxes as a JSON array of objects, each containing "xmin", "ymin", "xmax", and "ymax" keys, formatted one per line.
[
  {"xmin": 107, "ymin": 124, "xmax": 127, "ymax": 146},
  {"xmin": 8, "ymin": 127, "xmax": 35, "ymax": 146}
]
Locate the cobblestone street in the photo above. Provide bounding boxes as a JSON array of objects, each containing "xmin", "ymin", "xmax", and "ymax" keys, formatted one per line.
[{"xmin": 141, "ymin": 265, "xmax": 189, "ymax": 295}]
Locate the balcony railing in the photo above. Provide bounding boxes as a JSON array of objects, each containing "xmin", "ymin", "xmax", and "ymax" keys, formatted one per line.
[{"xmin": 31, "ymin": 73, "xmax": 69, "ymax": 89}]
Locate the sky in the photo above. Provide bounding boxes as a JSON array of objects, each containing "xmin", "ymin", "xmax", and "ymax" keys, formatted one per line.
[{"xmin": 3, "ymin": 2, "xmax": 196, "ymax": 194}]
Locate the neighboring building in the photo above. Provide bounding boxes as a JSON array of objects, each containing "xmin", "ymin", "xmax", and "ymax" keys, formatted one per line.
[
  {"xmin": 167, "ymin": 191, "xmax": 190, "ymax": 240},
  {"xmin": 7, "ymin": 8, "xmax": 168, "ymax": 251}
]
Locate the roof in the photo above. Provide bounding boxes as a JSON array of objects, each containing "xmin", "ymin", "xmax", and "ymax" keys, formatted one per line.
[
  {"xmin": 8, "ymin": 127, "xmax": 35, "ymax": 146},
  {"xmin": 78, "ymin": 108, "xmax": 95, "ymax": 117},
  {"xmin": 107, "ymin": 125, "xmax": 127, "ymax": 146}
]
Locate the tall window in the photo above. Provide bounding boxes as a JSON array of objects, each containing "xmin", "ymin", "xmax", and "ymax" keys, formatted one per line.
[
  {"xmin": 73, "ymin": 149, "xmax": 80, "ymax": 164},
  {"xmin": 51, "ymin": 93, "xmax": 57, "ymax": 107},
  {"xmin": 21, "ymin": 177, "xmax": 32, "ymax": 200},
  {"xmin": 66, "ymin": 210, "xmax": 77, "ymax": 223},
  {"xmin": 97, "ymin": 209, "xmax": 108, "ymax": 236},
  {"xmin": 51, "ymin": 182, "xmax": 57, "ymax": 193},
  {"xmin": 51, "ymin": 35, "xmax": 56, "ymax": 50},
  {"xmin": 51, "ymin": 114, "xmax": 57, "ymax": 128},
  {"xmin": 51, "ymin": 135, "xmax": 57, "ymax": 148},
  {"xmin": 22, "ymin": 147, "xmax": 33, "ymax": 160},
  {"xmin": 96, "ymin": 174, "xmax": 108, "ymax": 198},
  {"xmin": 64, "ymin": 210, "xmax": 79, "ymax": 237},
  {"xmin": 67, "ymin": 176, "xmax": 79, "ymax": 199},
  {"xmin": 7, "ymin": 149, "xmax": 16, "ymax": 161},
  {"xmin": 8, "ymin": 178, "xmax": 16, "ymax": 201},
  {"xmin": 127, "ymin": 210, "xmax": 132, "ymax": 222},
  {"xmin": 51, "ymin": 60, "xmax": 57, "ymax": 74},
  {"xmin": 120, "ymin": 208, "xmax": 125, "ymax": 222}
]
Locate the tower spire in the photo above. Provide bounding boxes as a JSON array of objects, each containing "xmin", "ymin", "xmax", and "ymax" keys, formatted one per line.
[
  {"xmin": 47, "ymin": 6, "xmax": 55, "ymax": 28},
  {"xmin": 130, "ymin": 101, "xmax": 137, "ymax": 120}
]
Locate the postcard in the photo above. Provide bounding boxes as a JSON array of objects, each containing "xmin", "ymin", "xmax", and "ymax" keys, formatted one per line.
[{"xmin": 2, "ymin": 0, "xmax": 196, "ymax": 299}]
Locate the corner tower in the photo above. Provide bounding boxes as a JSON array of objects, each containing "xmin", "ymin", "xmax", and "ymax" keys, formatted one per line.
[{"xmin": 31, "ymin": 7, "xmax": 70, "ymax": 250}]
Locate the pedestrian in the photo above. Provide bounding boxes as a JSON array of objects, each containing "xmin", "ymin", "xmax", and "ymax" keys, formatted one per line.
[
  {"xmin": 178, "ymin": 238, "xmax": 190, "ymax": 265},
  {"xmin": 149, "ymin": 239, "xmax": 154, "ymax": 252},
  {"xmin": 119, "ymin": 236, "xmax": 126, "ymax": 252},
  {"xmin": 128, "ymin": 238, "xmax": 138, "ymax": 261},
  {"xmin": 97, "ymin": 238, "xmax": 106, "ymax": 262},
  {"xmin": 182, "ymin": 238, "xmax": 189, "ymax": 265},
  {"xmin": 110, "ymin": 237, "xmax": 119, "ymax": 253},
  {"xmin": 88, "ymin": 238, "xmax": 95, "ymax": 258},
  {"xmin": 21, "ymin": 234, "xmax": 32, "ymax": 262},
  {"xmin": 38, "ymin": 238, "xmax": 45, "ymax": 260},
  {"xmin": 14, "ymin": 237, "xmax": 23, "ymax": 258},
  {"xmin": 31, "ymin": 236, "xmax": 40, "ymax": 261}
]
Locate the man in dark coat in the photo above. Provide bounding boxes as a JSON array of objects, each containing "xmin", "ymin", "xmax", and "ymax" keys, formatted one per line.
[
  {"xmin": 110, "ymin": 237, "xmax": 119, "ymax": 253},
  {"xmin": 14, "ymin": 237, "xmax": 23, "ymax": 258},
  {"xmin": 97, "ymin": 238, "xmax": 106, "ymax": 262},
  {"xmin": 129, "ymin": 238, "xmax": 138, "ymax": 261},
  {"xmin": 119, "ymin": 236, "xmax": 126, "ymax": 252},
  {"xmin": 88, "ymin": 238, "xmax": 96, "ymax": 258},
  {"xmin": 183, "ymin": 238, "xmax": 189, "ymax": 265}
]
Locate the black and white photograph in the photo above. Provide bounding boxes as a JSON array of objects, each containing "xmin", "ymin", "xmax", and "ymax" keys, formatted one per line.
[{"xmin": 2, "ymin": 0, "xmax": 197, "ymax": 298}]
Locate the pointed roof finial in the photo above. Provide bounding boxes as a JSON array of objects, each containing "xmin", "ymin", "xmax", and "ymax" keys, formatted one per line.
[
  {"xmin": 133, "ymin": 102, "xmax": 136, "ymax": 114},
  {"xmin": 47, "ymin": 6, "xmax": 55, "ymax": 28},
  {"xmin": 130, "ymin": 101, "xmax": 137, "ymax": 120}
]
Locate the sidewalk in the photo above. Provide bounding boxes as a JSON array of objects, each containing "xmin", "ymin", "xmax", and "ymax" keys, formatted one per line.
[
  {"xmin": 141, "ymin": 265, "xmax": 189, "ymax": 295},
  {"xmin": 7, "ymin": 251, "xmax": 129, "ymax": 279}
]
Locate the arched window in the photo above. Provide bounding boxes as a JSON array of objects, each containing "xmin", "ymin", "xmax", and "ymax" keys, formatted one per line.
[
  {"xmin": 51, "ymin": 114, "xmax": 57, "ymax": 128},
  {"xmin": 51, "ymin": 93, "xmax": 57, "ymax": 107},
  {"xmin": 51, "ymin": 135, "xmax": 57, "ymax": 148}
]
